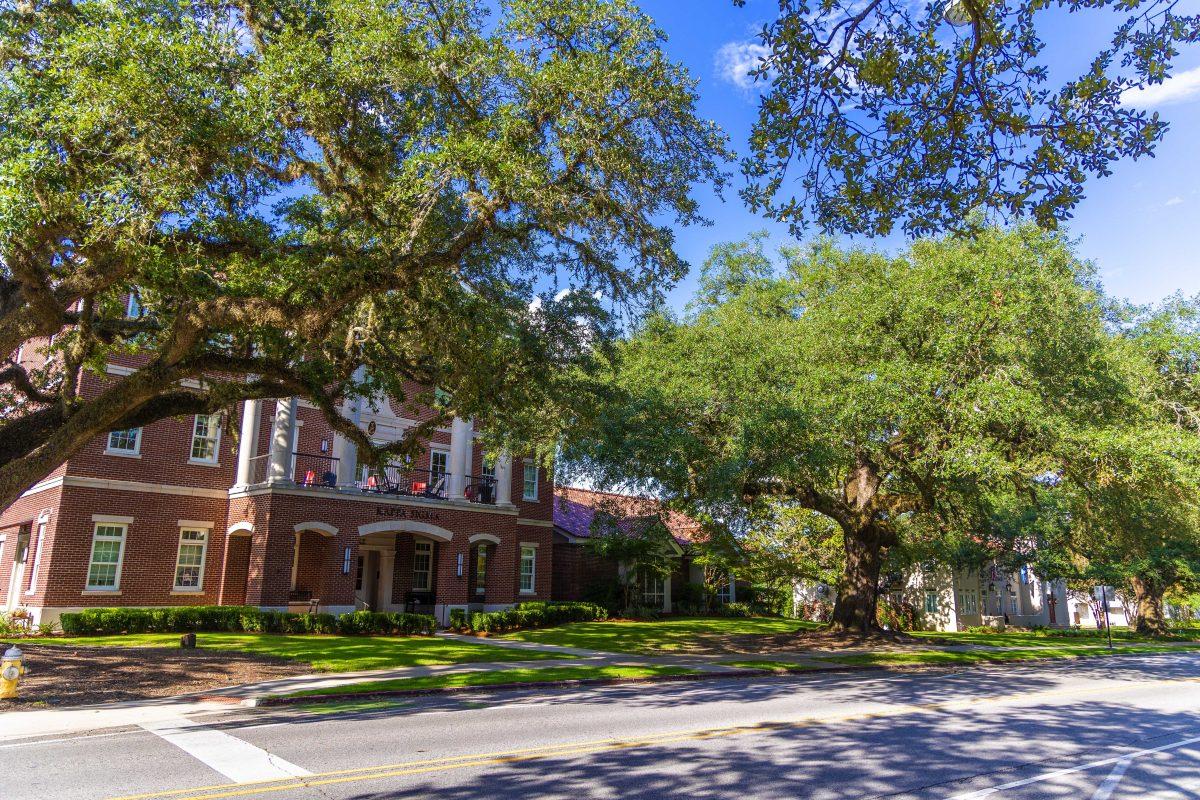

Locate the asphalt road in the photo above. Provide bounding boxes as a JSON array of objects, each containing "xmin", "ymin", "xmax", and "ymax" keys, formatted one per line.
[{"xmin": 5, "ymin": 652, "xmax": 1200, "ymax": 800}]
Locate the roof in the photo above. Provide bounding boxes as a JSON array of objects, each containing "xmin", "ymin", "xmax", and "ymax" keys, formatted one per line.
[{"xmin": 552, "ymin": 486, "xmax": 705, "ymax": 547}]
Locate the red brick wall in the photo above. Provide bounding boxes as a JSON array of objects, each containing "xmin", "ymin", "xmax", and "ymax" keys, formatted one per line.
[{"xmin": 31, "ymin": 485, "xmax": 229, "ymax": 608}]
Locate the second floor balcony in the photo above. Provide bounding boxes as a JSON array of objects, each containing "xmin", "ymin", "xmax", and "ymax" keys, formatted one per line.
[{"xmin": 243, "ymin": 450, "xmax": 506, "ymax": 506}]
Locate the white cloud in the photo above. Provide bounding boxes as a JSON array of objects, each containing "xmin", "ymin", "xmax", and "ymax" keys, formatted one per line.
[
  {"xmin": 1165, "ymin": 196, "xmax": 1185, "ymax": 207},
  {"xmin": 1121, "ymin": 66, "xmax": 1200, "ymax": 108},
  {"xmin": 715, "ymin": 41, "xmax": 770, "ymax": 91}
]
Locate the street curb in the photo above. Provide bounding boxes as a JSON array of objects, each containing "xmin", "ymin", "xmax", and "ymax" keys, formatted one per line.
[
  {"xmin": 245, "ymin": 646, "xmax": 1197, "ymax": 708},
  {"xmin": 251, "ymin": 669, "xmax": 771, "ymax": 706}
]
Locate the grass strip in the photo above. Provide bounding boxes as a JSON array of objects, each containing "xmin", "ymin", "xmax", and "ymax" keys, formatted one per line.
[
  {"xmin": 821, "ymin": 643, "xmax": 1200, "ymax": 668},
  {"xmin": 720, "ymin": 659, "xmax": 822, "ymax": 673},
  {"xmin": 284, "ymin": 664, "xmax": 701, "ymax": 698}
]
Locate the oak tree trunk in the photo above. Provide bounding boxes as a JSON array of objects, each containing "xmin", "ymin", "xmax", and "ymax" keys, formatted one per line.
[
  {"xmin": 1129, "ymin": 575, "xmax": 1169, "ymax": 637},
  {"xmin": 829, "ymin": 523, "xmax": 885, "ymax": 634}
]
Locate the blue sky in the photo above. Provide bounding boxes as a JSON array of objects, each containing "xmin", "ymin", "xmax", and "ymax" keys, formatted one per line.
[{"xmin": 633, "ymin": 0, "xmax": 1200, "ymax": 312}]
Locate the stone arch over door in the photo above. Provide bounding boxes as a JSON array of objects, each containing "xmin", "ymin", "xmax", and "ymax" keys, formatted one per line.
[{"xmin": 357, "ymin": 519, "xmax": 454, "ymax": 542}]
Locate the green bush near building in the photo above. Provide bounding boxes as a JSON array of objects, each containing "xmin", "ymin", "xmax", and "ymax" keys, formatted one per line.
[
  {"xmin": 457, "ymin": 601, "xmax": 608, "ymax": 634},
  {"xmin": 58, "ymin": 606, "xmax": 436, "ymax": 637}
]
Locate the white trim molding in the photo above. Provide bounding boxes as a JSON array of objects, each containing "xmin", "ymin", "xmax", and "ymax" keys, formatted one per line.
[
  {"xmin": 92, "ymin": 514, "xmax": 134, "ymax": 525},
  {"xmin": 468, "ymin": 533, "xmax": 501, "ymax": 545},
  {"xmin": 516, "ymin": 518, "xmax": 554, "ymax": 528},
  {"xmin": 358, "ymin": 520, "xmax": 454, "ymax": 542},
  {"xmin": 177, "ymin": 519, "xmax": 215, "ymax": 530},
  {"xmin": 293, "ymin": 521, "xmax": 338, "ymax": 537},
  {"xmin": 22, "ymin": 476, "xmax": 229, "ymax": 500},
  {"xmin": 227, "ymin": 521, "xmax": 255, "ymax": 536},
  {"xmin": 518, "ymin": 541, "xmax": 541, "ymax": 549}
]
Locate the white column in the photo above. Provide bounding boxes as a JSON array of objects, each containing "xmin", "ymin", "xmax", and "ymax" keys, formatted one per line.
[
  {"xmin": 447, "ymin": 416, "xmax": 471, "ymax": 501},
  {"xmin": 267, "ymin": 397, "xmax": 297, "ymax": 484},
  {"xmin": 335, "ymin": 395, "xmax": 363, "ymax": 485},
  {"xmin": 494, "ymin": 452, "xmax": 513, "ymax": 506},
  {"xmin": 234, "ymin": 399, "xmax": 262, "ymax": 487}
]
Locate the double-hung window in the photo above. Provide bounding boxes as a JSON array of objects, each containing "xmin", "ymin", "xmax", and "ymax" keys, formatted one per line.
[
  {"xmin": 924, "ymin": 591, "xmax": 938, "ymax": 614},
  {"xmin": 716, "ymin": 577, "xmax": 733, "ymax": 605},
  {"xmin": 413, "ymin": 541, "xmax": 433, "ymax": 591},
  {"xmin": 173, "ymin": 528, "xmax": 208, "ymax": 591},
  {"xmin": 429, "ymin": 449, "xmax": 449, "ymax": 493},
  {"xmin": 106, "ymin": 428, "xmax": 142, "ymax": 456},
  {"xmin": 522, "ymin": 463, "xmax": 538, "ymax": 501},
  {"xmin": 87, "ymin": 524, "xmax": 127, "ymax": 591},
  {"xmin": 519, "ymin": 545, "xmax": 536, "ymax": 594},
  {"xmin": 189, "ymin": 414, "xmax": 221, "ymax": 464},
  {"xmin": 639, "ymin": 568, "xmax": 665, "ymax": 607}
]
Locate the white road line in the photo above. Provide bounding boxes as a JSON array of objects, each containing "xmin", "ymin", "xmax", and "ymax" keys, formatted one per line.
[
  {"xmin": 1089, "ymin": 756, "xmax": 1132, "ymax": 800},
  {"xmin": 139, "ymin": 717, "xmax": 312, "ymax": 784},
  {"xmin": 949, "ymin": 735, "xmax": 1200, "ymax": 799}
]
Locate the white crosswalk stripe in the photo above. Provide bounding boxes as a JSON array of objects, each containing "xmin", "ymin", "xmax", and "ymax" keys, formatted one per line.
[{"xmin": 139, "ymin": 717, "xmax": 312, "ymax": 784}]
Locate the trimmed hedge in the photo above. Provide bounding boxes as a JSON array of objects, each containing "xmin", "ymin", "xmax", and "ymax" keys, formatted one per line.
[
  {"xmin": 462, "ymin": 601, "xmax": 607, "ymax": 634},
  {"xmin": 59, "ymin": 606, "xmax": 436, "ymax": 637}
]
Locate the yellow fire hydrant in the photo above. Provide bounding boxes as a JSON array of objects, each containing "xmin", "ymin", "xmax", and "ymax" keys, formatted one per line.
[{"xmin": 1, "ymin": 645, "xmax": 26, "ymax": 699}]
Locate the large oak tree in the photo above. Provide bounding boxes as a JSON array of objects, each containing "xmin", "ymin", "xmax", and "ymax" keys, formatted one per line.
[
  {"xmin": 567, "ymin": 226, "xmax": 1133, "ymax": 632},
  {"xmin": 736, "ymin": 0, "xmax": 1200, "ymax": 236},
  {"xmin": 0, "ymin": 0, "xmax": 727, "ymax": 510}
]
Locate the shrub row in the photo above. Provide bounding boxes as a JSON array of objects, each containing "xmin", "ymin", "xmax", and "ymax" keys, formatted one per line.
[
  {"xmin": 451, "ymin": 601, "xmax": 608, "ymax": 634},
  {"xmin": 59, "ymin": 606, "xmax": 436, "ymax": 637}
]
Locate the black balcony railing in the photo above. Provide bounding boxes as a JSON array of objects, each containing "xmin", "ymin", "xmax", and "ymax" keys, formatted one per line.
[
  {"xmin": 464, "ymin": 474, "xmax": 497, "ymax": 504},
  {"xmin": 245, "ymin": 452, "xmax": 339, "ymax": 486},
  {"xmin": 246, "ymin": 452, "xmax": 497, "ymax": 505},
  {"xmin": 294, "ymin": 452, "xmax": 340, "ymax": 487},
  {"xmin": 359, "ymin": 467, "xmax": 497, "ymax": 504},
  {"xmin": 361, "ymin": 465, "xmax": 448, "ymax": 499}
]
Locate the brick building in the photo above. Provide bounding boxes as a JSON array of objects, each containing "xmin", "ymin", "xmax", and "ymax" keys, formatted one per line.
[
  {"xmin": 1, "ymin": 346, "xmax": 555, "ymax": 627},
  {"xmin": 551, "ymin": 487, "xmax": 737, "ymax": 613}
]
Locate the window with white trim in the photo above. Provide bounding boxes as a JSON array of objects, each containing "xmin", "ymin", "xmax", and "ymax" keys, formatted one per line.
[
  {"xmin": 173, "ymin": 528, "xmax": 208, "ymax": 591},
  {"xmin": 716, "ymin": 577, "xmax": 733, "ymax": 604},
  {"xmin": 957, "ymin": 590, "xmax": 978, "ymax": 614},
  {"xmin": 519, "ymin": 546, "xmax": 536, "ymax": 594},
  {"xmin": 522, "ymin": 463, "xmax": 538, "ymax": 501},
  {"xmin": 639, "ymin": 568, "xmax": 665, "ymax": 607},
  {"xmin": 189, "ymin": 414, "xmax": 221, "ymax": 464},
  {"xmin": 106, "ymin": 428, "xmax": 142, "ymax": 456},
  {"xmin": 413, "ymin": 541, "xmax": 433, "ymax": 591},
  {"xmin": 924, "ymin": 591, "xmax": 938, "ymax": 614},
  {"xmin": 25, "ymin": 521, "xmax": 46, "ymax": 594},
  {"xmin": 86, "ymin": 524, "xmax": 127, "ymax": 590},
  {"xmin": 429, "ymin": 449, "xmax": 449, "ymax": 482}
]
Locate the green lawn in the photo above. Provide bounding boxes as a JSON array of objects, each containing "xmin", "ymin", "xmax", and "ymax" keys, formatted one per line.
[
  {"xmin": 499, "ymin": 616, "xmax": 820, "ymax": 655},
  {"xmin": 284, "ymin": 664, "xmax": 699, "ymax": 698},
  {"xmin": 23, "ymin": 633, "xmax": 569, "ymax": 673}
]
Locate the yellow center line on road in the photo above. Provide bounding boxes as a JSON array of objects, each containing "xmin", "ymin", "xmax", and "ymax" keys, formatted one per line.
[{"xmin": 109, "ymin": 675, "xmax": 1200, "ymax": 800}]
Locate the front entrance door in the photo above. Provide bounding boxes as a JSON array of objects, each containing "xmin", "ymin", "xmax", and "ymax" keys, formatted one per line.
[
  {"xmin": 5, "ymin": 526, "xmax": 30, "ymax": 611},
  {"xmin": 356, "ymin": 551, "xmax": 382, "ymax": 610}
]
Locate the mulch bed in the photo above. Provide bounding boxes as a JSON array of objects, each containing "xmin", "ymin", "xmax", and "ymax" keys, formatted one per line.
[{"xmin": 0, "ymin": 643, "xmax": 309, "ymax": 708}]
